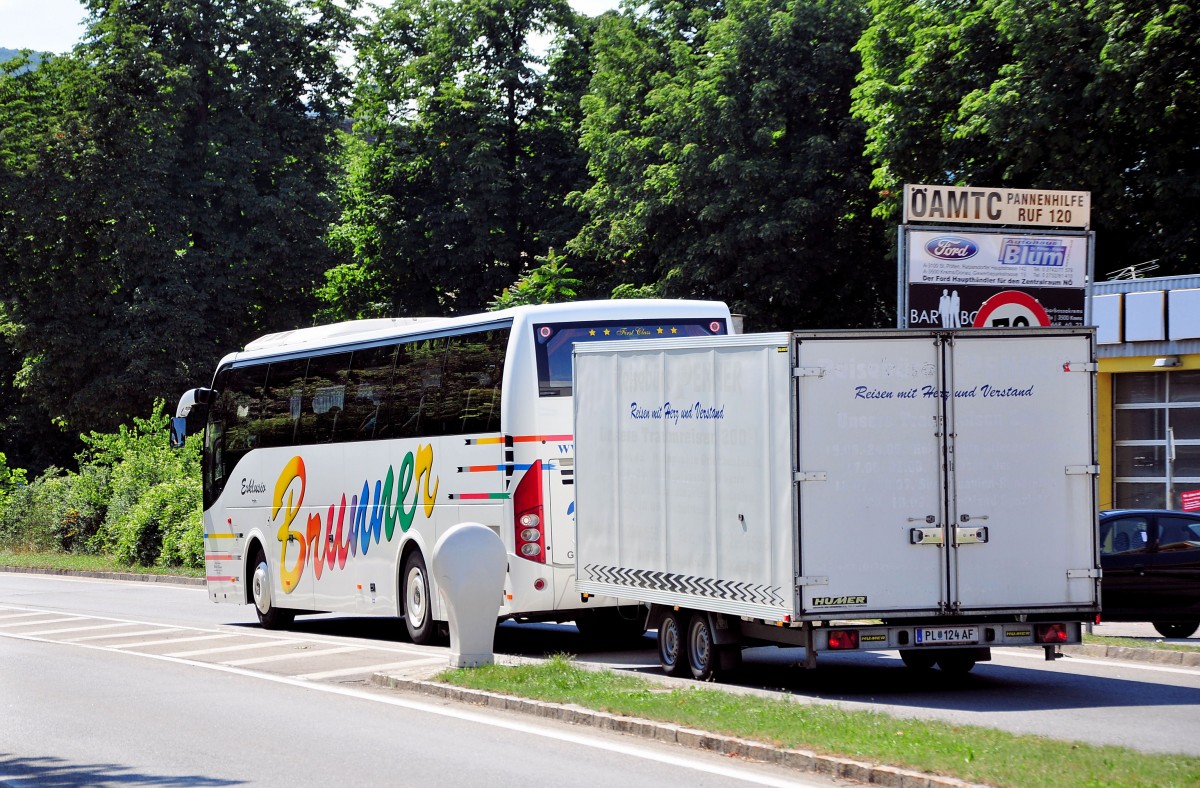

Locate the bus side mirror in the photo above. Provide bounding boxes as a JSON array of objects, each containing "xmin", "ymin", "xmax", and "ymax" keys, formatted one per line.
[
  {"xmin": 171, "ymin": 387, "xmax": 213, "ymax": 449},
  {"xmin": 170, "ymin": 417, "xmax": 188, "ymax": 449}
]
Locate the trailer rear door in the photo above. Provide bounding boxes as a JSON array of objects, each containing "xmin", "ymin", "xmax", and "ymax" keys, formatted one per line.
[
  {"xmin": 794, "ymin": 332, "xmax": 950, "ymax": 615},
  {"xmin": 792, "ymin": 329, "xmax": 1097, "ymax": 618},
  {"xmin": 946, "ymin": 331, "xmax": 1097, "ymax": 610}
]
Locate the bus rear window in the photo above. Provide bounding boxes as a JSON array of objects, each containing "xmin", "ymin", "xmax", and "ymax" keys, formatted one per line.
[{"xmin": 534, "ymin": 317, "xmax": 728, "ymax": 397}]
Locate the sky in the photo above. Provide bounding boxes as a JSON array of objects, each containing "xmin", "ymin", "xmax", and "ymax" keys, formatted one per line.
[{"xmin": 1, "ymin": 0, "xmax": 621, "ymax": 52}]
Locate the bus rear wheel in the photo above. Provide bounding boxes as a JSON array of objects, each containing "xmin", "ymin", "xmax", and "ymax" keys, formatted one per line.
[
  {"xmin": 402, "ymin": 551, "xmax": 439, "ymax": 645},
  {"xmin": 250, "ymin": 552, "xmax": 294, "ymax": 630}
]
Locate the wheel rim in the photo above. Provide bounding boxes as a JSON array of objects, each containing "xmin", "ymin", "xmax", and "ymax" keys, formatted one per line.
[
  {"xmin": 252, "ymin": 561, "xmax": 272, "ymax": 615},
  {"xmin": 661, "ymin": 617, "xmax": 681, "ymax": 667},
  {"xmin": 689, "ymin": 619, "xmax": 712, "ymax": 674},
  {"xmin": 406, "ymin": 565, "xmax": 427, "ymax": 627}
]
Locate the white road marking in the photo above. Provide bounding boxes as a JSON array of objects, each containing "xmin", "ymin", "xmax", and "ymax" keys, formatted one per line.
[
  {"xmin": 224, "ymin": 645, "xmax": 363, "ymax": 666},
  {"xmin": 165, "ymin": 640, "xmax": 293, "ymax": 658},
  {"xmin": 70, "ymin": 628, "xmax": 181, "ymax": 642},
  {"xmin": 19, "ymin": 622, "xmax": 134, "ymax": 636},
  {"xmin": 109, "ymin": 633, "xmax": 238, "ymax": 649},
  {"xmin": 292, "ymin": 658, "xmax": 444, "ymax": 681},
  {"xmin": 0, "ymin": 615, "xmax": 88, "ymax": 628}
]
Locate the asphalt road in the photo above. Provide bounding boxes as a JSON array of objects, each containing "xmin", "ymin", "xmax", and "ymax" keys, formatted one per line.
[
  {"xmin": 3, "ymin": 570, "xmax": 1199, "ymax": 765},
  {"xmin": 0, "ymin": 572, "xmax": 850, "ymax": 788}
]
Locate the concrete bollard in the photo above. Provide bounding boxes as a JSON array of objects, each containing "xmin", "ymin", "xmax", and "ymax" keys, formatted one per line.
[{"xmin": 430, "ymin": 522, "xmax": 507, "ymax": 668}]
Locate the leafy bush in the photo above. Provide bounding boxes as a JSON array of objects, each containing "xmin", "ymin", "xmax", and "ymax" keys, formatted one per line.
[
  {"xmin": 84, "ymin": 402, "xmax": 202, "ymax": 568},
  {"xmin": 117, "ymin": 479, "xmax": 203, "ymax": 568},
  {"xmin": 0, "ymin": 471, "xmax": 70, "ymax": 552},
  {"xmin": 0, "ymin": 401, "xmax": 203, "ymax": 568},
  {"xmin": 0, "ymin": 451, "xmax": 28, "ymax": 515}
]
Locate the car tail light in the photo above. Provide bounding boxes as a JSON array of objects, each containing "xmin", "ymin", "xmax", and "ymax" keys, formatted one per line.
[
  {"xmin": 827, "ymin": 629, "xmax": 860, "ymax": 650},
  {"xmin": 514, "ymin": 460, "xmax": 545, "ymax": 564},
  {"xmin": 1035, "ymin": 623, "xmax": 1068, "ymax": 644}
]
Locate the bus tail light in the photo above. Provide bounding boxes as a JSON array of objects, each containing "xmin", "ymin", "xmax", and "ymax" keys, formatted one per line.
[
  {"xmin": 514, "ymin": 460, "xmax": 546, "ymax": 564},
  {"xmin": 1035, "ymin": 623, "xmax": 1068, "ymax": 644}
]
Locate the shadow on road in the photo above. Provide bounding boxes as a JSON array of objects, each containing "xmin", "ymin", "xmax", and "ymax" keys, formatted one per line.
[{"xmin": 0, "ymin": 754, "xmax": 240, "ymax": 787}]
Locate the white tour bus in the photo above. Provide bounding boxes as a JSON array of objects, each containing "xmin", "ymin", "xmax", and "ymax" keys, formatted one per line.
[{"xmin": 172, "ymin": 300, "xmax": 732, "ymax": 643}]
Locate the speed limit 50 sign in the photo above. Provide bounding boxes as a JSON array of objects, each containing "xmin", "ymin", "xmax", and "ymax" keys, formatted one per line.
[{"xmin": 972, "ymin": 290, "xmax": 1051, "ymax": 328}]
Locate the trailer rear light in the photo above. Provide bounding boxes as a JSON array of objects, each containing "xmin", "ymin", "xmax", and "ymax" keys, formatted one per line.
[
  {"xmin": 513, "ymin": 460, "xmax": 546, "ymax": 564},
  {"xmin": 1035, "ymin": 623, "xmax": 1068, "ymax": 644},
  {"xmin": 827, "ymin": 629, "xmax": 859, "ymax": 650}
]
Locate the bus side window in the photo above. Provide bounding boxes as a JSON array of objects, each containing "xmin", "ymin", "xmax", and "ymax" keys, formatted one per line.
[
  {"xmin": 448, "ymin": 329, "xmax": 507, "ymax": 434},
  {"xmin": 206, "ymin": 364, "xmax": 266, "ymax": 505},
  {"xmin": 260, "ymin": 358, "xmax": 307, "ymax": 448},
  {"xmin": 396, "ymin": 338, "xmax": 448, "ymax": 439},
  {"xmin": 337, "ymin": 344, "xmax": 398, "ymax": 442},
  {"xmin": 298, "ymin": 353, "xmax": 350, "ymax": 445}
]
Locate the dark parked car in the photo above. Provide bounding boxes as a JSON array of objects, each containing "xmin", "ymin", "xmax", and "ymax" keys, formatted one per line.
[{"xmin": 1099, "ymin": 509, "xmax": 1200, "ymax": 638}]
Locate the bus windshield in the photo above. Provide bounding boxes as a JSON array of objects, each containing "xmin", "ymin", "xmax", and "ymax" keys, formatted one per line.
[{"xmin": 533, "ymin": 317, "xmax": 728, "ymax": 397}]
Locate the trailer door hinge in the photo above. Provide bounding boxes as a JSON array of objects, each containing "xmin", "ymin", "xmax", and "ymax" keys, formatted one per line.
[
  {"xmin": 1062, "ymin": 361, "xmax": 1097, "ymax": 372},
  {"xmin": 793, "ymin": 366, "xmax": 825, "ymax": 378},
  {"xmin": 910, "ymin": 527, "xmax": 945, "ymax": 545},
  {"xmin": 1067, "ymin": 568, "xmax": 1101, "ymax": 579},
  {"xmin": 1065, "ymin": 465, "xmax": 1099, "ymax": 475},
  {"xmin": 796, "ymin": 576, "xmax": 828, "ymax": 587},
  {"xmin": 793, "ymin": 471, "xmax": 828, "ymax": 482}
]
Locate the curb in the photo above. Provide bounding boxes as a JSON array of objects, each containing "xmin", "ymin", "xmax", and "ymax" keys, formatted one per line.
[
  {"xmin": 370, "ymin": 672, "xmax": 985, "ymax": 788},
  {"xmin": 0, "ymin": 565, "xmax": 205, "ymax": 586},
  {"xmin": 1062, "ymin": 642, "xmax": 1200, "ymax": 667}
]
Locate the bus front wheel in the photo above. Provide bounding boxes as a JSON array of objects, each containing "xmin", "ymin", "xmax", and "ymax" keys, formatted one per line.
[
  {"xmin": 402, "ymin": 551, "xmax": 438, "ymax": 645},
  {"xmin": 250, "ymin": 553, "xmax": 294, "ymax": 630}
]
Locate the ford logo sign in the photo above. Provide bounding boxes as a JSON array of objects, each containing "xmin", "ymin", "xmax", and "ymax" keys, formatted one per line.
[{"xmin": 926, "ymin": 236, "xmax": 978, "ymax": 260}]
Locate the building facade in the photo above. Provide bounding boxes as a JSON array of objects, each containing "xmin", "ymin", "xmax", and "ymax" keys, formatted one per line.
[{"xmin": 1091, "ymin": 275, "xmax": 1200, "ymax": 511}]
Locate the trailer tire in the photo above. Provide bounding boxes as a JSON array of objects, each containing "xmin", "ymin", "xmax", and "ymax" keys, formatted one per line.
[
  {"xmin": 936, "ymin": 650, "xmax": 977, "ymax": 674},
  {"xmin": 899, "ymin": 649, "xmax": 936, "ymax": 671},
  {"xmin": 658, "ymin": 610, "xmax": 689, "ymax": 676},
  {"xmin": 687, "ymin": 614, "xmax": 738, "ymax": 682}
]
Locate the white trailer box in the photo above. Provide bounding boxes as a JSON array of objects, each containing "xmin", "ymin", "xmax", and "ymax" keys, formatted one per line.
[{"xmin": 574, "ymin": 329, "xmax": 1099, "ymax": 679}]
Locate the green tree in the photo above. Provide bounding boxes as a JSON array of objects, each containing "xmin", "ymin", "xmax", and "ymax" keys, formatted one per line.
[
  {"xmin": 0, "ymin": 0, "xmax": 356, "ymax": 434},
  {"xmin": 852, "ymin": 0, "xmax": 1198, "ymax": 275},
  {"xmin": 488, "ymin": 247, "xmax": 581, "ymax": 308},
  {"xmin": 571, "ymin": 0, "xmax": 888, "ymax": 330},
  {"xmin": 335, "ymin": 0, "xmax": 588, "ymax": 318}
]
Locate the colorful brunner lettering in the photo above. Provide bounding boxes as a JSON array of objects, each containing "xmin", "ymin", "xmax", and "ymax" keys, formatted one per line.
[{"xmin": 271, "ymin": 447, "xmax": 439, "ymax": 593}]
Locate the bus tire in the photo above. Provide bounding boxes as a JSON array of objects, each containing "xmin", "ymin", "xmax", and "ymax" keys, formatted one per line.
[
  {"xmin": 657, "ymin": 609, "xmax": 689, "ymax": 677},
  {"xmin": 250, "ymin": 551, "xmax": 294, "ymax": 630},
  {"xmin": 402, "ymin": 551, "xmax": 437, "ymax": 645},
  {"xmin": 1153, "ymin": 621, "xmax": 1198, "ymax": 639},
  {"xmin": 576, "ymin": 606, "xmax": 648, "ymax": 647}
]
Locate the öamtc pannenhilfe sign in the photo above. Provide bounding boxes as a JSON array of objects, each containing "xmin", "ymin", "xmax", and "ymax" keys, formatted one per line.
[{"xmin": 904, "ymin": 185, "xmax": 1090, "ymax": 228}]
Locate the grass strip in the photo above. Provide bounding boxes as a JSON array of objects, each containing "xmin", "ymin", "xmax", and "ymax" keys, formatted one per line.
[
  {"xmin": 0, "ymin": 551, "xmax": 204, "ymax": 578},
  {"xmin": 440, "ymin": 655, "xmax": 1199, "ymax": 788}
]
